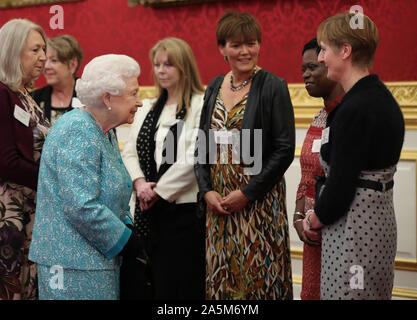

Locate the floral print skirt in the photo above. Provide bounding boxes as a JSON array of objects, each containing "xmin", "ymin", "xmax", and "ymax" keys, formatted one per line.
[
  {"xmin": 0, "ymin": 182, "xmax": 38, "ymax": 300},
  {"xmin": 0, "ymin": 91, "xmax": 49, "ymax": 300}
]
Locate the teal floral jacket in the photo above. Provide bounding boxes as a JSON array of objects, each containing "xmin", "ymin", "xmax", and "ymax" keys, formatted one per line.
[{"xmin": 29, "ymin": 108, "xmax": 133, "ymax": 270}]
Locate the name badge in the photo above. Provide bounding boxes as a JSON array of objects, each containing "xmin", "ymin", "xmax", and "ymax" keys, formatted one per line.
[
  {"xmin": 311, "ymin": 139, "xmax": 322, "ymax": 153},
  {"xmin": 321, "ymin": 127, "xmax": 330, "ymax": 145},
  {"xmin": 14, "ymin": 105, "xmax": 30, "ymax": 127},
  {"xmin": 214, "ymin": 130, "xmax": 233, "ymax": 144}
]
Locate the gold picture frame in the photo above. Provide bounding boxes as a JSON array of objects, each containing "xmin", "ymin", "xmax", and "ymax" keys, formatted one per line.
[
  {"xmin": 128, "ymin": 0, "xmax": 238, "ymax": 8},
  {"xmin": 0, "ymin": 0, "xmax": 84, "ymax": 9}
]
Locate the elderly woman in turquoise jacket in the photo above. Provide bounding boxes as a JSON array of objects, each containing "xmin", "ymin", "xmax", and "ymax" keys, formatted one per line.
[{"xmin": 29, "ymin": 54, "xmax": 143, "ymax": 300}]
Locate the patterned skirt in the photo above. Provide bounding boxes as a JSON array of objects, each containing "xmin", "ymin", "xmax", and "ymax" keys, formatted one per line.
[
  {"xmin": 320, "ymin": 161, "xmax": 397, "ymax": 300},
  {"xmin": 301, "ymin": 195, "xmax": 321, "ymax": 300},
  {"xmin": 0, "ymin": 182, "xmax": 38, "ymax": 300},
  {"xmin": 206, "ymin": 179, "xmax": 293, "ymax": 300}
]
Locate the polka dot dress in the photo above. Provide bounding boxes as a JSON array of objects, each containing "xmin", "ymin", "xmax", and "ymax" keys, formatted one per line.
[{"xmin": 319, "ymin": 157, "xmax": 397, "ymax": 300}]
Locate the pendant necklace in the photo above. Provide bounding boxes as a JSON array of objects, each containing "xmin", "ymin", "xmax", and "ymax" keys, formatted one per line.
[{"xmin": 230, "ymin": 66, "xmax": 257, "ymax": 92}]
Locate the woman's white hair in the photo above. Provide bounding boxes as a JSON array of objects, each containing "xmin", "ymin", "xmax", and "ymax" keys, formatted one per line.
[
  {"xmin": 0, "ymin": 19, "xmax": 46, "ymax": 92},
  {"xmin": 75, "ymin": 54, "xmax": 140, "ymax": 108}
]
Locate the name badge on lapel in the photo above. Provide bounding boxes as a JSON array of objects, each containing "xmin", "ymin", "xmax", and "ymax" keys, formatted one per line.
[
  {"xmin": 311, "ymin": 139, "xmax": 322, "ymax": 153},
  {"xmin": 214, "ymin": 130, "xmax": 233, "ymax": 144},
  {"xmin": 14, "ymin": 104, "xmax": 30, "ymax": 127},
  {"xmin": 321, "ymin": 127, "xmax": 330, "ymax": 145}
]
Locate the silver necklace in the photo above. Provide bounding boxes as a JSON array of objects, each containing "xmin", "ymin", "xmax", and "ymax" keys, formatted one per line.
[{"xmin": 230, "ymin": 66, "xmax": 257, "ymax": 92}]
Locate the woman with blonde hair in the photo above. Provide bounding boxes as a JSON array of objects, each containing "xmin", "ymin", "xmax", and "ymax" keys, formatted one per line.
[
  {"xmin": 303, "ymin": 12, "xmax": 404, "ymax": 299},
  {"xmin": 122, "ymin": 37, "xmax": 205, "ymax": 299},
  {"xmin": 0, "ymin": 18, "xmax": 49, "ymax": 300}
]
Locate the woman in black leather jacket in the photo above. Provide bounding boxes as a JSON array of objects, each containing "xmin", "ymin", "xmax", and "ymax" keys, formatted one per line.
[{"xmin": 194, "ymin": 11, "xmax": 295, "ymax": 300}]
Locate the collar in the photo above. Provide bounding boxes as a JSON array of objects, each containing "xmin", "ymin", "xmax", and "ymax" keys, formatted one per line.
[{"xmin": 325, "ymin": 93, "xmax": 345, "ymax": 114}]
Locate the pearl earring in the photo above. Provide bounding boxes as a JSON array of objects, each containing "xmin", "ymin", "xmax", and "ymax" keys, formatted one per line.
[{"xmin": 108, "ymin": 106, "xmax": 112, "ymax": 111}]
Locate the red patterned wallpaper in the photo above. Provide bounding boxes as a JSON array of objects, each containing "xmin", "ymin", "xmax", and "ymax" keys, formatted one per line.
[{"xmin": 0, "ymin": 0, "xmax": 416, "ymax": 87}]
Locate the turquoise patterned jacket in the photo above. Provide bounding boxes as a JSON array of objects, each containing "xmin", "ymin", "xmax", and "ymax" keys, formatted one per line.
[{"xmin": 29, "ymin": 108, "xmax": 132, "ymax": 270}]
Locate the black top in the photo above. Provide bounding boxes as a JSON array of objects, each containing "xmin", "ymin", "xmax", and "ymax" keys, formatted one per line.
[
  {"xmin": 315, "ymin": 74, "xmax": 405, "ymax": 225},
  {"xmin": 31, "ymin": 85, "xmax": 77, "ymax": 124},
  {"xmin": 194, "ymin": 69, "xmax": 295, "ymax": 202}
]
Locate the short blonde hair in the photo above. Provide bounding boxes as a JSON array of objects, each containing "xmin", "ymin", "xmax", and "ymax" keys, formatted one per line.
[
  {"xmin": 149, "ymin": 37, "xmax": 204, "ymax": 116},
  {"xmin": 0, "ymin": 18, "xmax": 47, "ymax": 91},
  {"xmin": 317, "ymin": 11, "xmax": 379, "ymax": 68},
  {"xmin": 75, "ymin": 54, "xmax": 140, "ymax": 108},
  {"xmin": 47, "ymin": 35, "xmax": 83, "ymax": 78}
]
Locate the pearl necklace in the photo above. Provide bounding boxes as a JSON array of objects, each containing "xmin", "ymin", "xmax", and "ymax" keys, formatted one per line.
[{"xmin": 230, "ymin": 66, "xmax": 257, "ymax": 92}]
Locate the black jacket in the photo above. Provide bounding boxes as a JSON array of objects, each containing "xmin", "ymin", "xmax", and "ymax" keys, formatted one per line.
[
  {"xmin": 194, "ymin": 69, "xmax": 295, "ymax": 202},
  {"xmin": 31, "ymin": 85, "xmax": 76, "ymax": 122},
  {"xmin": 315, "ymin": 74, "xmax": 405, "ymax": 225}
]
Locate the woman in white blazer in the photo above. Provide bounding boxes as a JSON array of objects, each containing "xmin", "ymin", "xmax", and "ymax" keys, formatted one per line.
[{"xmin": 122, "ymin": 37, "xmax": 205, "ymax": 300}]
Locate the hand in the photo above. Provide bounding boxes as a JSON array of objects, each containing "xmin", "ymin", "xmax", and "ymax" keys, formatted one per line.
[
  {"xmin": 293, "ymin": 218, "xmax": 321, "ymax": 246},
  {"xmin": 220, "ymin": 190, "xmax": 249, "ymax": 213},
  {"xmin": 140, "ymin": 190, "xmax": 159, "ymax": 212},
  {"xmin": 302, "ymin": 210, "xmax": 323, "ymax": 243},
  {"xmin": 204, "ymin": 191, "xmax": 230, "ymax": 215},
  {"xmin": 307, "ymin": 210, "xmax": 325, "ymax": 230},
  {"xmin": 133, "ymin": 178, "xmax": 157, "ymax": 204},
  {"xmin": 293, "ymin": 198, "xmax": 320, "ymax": 245}
]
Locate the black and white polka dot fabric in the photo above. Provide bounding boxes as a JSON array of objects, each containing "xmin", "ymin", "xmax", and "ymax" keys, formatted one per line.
[
  {"xmin": 133, "ymin": 92, "xmax": 187, "ymax": 239},
  {"xmin": 319, "ymin": 157, "xmax": 397, "ymax": 300}
]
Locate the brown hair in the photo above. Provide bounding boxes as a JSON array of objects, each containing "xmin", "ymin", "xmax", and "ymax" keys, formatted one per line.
[
  {"xmin": 317, "ymin": 11, "xmax": 379, "ymax": 68},
  {"xmin": 47, "ymin": 35, "xmax": 83, "ymax": 77},
  {"xmin": 149, "ymin": 37, "xmax": 204, "ymax": 116},
  {"xmin": 216, "ymin": 11, "xmax": 261, "ymax": 47}
]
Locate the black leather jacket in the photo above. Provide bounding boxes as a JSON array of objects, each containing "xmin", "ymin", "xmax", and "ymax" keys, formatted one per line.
[{"xmin": 194, "ymin": 69, "xmax": 295, "ymax": 203}]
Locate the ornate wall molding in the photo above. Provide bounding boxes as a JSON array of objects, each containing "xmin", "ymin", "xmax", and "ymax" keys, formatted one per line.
[
  {"xmin": 128, "ymin": 0, "xmax": 235, "ymax": 7},
  {"xmin": 289, "ymin": 81, "xmax": 417, "ymax": 129},
  {"xmin": 139, "ymin": 81, "xmax": 417, "ymax": 130},
  {"xmin": 0, "ymin": 0, "xmax": 83, "ymax": 9}
]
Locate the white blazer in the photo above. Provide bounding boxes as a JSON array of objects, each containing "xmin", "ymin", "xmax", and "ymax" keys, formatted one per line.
[{"xmin": 122, "ymin": 93, "xmax": 204, "ymax": 204}]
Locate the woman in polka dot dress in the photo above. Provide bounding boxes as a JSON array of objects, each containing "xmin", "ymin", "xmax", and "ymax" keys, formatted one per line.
[{"xmin": 303, "ymin": 12, "xmax": 405, "ymax": 299}]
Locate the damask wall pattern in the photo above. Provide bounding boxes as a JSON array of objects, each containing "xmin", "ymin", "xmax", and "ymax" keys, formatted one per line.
[{"xmin": 0, "ymin": 0, "xmax": 416, "ymax": 87}]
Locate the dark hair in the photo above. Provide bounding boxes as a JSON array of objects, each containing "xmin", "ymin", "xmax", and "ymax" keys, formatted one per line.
[
  {"xmin": 216, "ymin": 11, "xmax": 261, "ymax": 47},
  {"xmin": 302, "ymin": 38, "xmax": 321, "ymax": 56}
]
